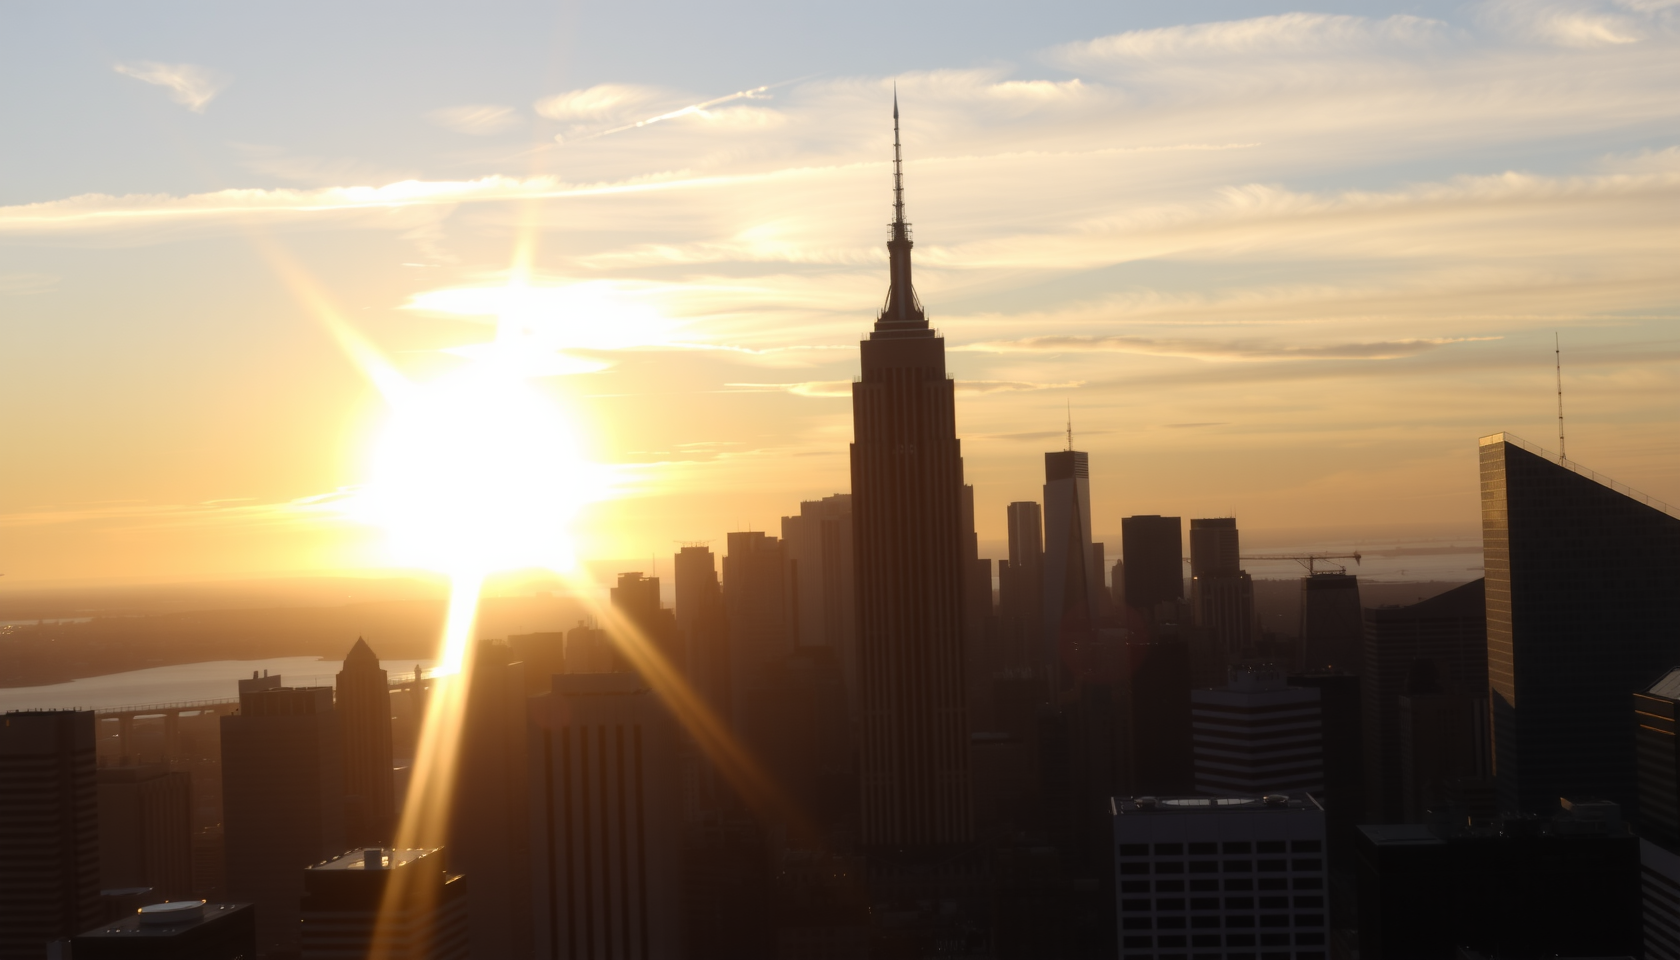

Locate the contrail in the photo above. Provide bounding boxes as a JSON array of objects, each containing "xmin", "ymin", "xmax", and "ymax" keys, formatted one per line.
[{"xmin": 558, "ymin": 74, "xmax": 817, "ymax": 144}]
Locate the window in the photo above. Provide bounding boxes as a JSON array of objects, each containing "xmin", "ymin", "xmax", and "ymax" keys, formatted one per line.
[
  {"xmin": 1295, "ymin": 932, "xmax": 1326, "ymax": 945},
  {"xmin": 1224, "ymin": 860, "xmax": 1253, "ymax": 872},
  {"xmin": 1292, "ymin": 877, "xmax": 1323, "ymax": 890},
  {"xmin": 1190, "ymin": 897, "xmax": 1219, "ymax": 910},
  {"xmin": 1225, "ymin": 897, "xmax": 1254, "ymax": 909},
  {"xmin": 1121, "ymin": 880, "xmax": 1150, "ymax": 893},
  {"xmin": 1293, "ymin": 896, "xmax": 1323, "ymax": 909},
  {"xmin": 1157, "ymin": 899, "xmax": 1185, "ymax": 911},
  {"xmin": 1294, "ymin": 914, "xmax": 1325, "ymax": 928},
  {"xmin": 1224, "ymin": 879, "xmax": 1253, "ymax": 891},
  {"xmin": 1156, "ymin": 861, "xmax": 1185, "ymax": 874},
  {"xmin": 1226, "ymin": 915, "xmax": 1255, "ymax": 928},
  {"xmin": 1120, "ymin": 843, "xmax": 1150, "ymax": 856},
  {"xmin": 1256, "ymin": 840, "xmax": 1286, "ymax": 853},
  {"xmin": 1158, "ymin": 916, "xmax": 1187, "ymax": 929},
  {"xmin": 1122, "ymin": 936, "xmax": 1153, "ymax": 948},
  {"xmin": 1259, "ymin": 914, "xmax": 1290, "ymax": 928},
  {"xmin": 1259, "ymin": 896, "xmax": 1289, "ymax": 909},
  {"xmin": 1155, "ymin": 842, "xmax": 1184, "ymax": 855},
  {"xmin": 1227, "ymin": 934, "xmax": 1256, "ymax": 946},
  {"xmin": 1257, "ymin": 859, "xmax": 1288, "ymax": 872},
  {"xmin": 1223, "ymin": 841, "xmax": 1252, "ymax": 854},
  {"xmin": 1291, "ymin": 840, "xmax": 1321, "ymax": 853},
  {"xmin": 1190, "ymin": 916, "xmax": 1220, "ymax": 929},
  {"xmin": 1258, "ymin": 878, "xmax": 1288, "ymax": 891},
  {"xmin": 1122, "ymin": 917, "xmax": 1153, "ymax": 930},
  {"xmin": 1121, "ymin": 899, "xmax": 1150, "ymax": 911},
  {"xmin": 1189, "ymin": 861, "xmax": 1218, "ymax": 873},
  {"xmin": 1189, "ymin": 879, "xmax": 1217, "ymax": 892},
  {"xmin": 1191, "ymin": 934, "xmax": 1221, "ymax": 947},
  {"xmin": 1291, "ymin": 859, "xmax": 1323, "ymax": 872},
  {"xmin": 1189, "ymin": 842, "xmax": 1217, "ymax": 855},
  {"xmin": 1157, "ymin": 880, "xmax": 1185, "ymax": 892},
  {"xmin": 1121, "ymin": 862, "xmax": 1149, "ymax": 875}
]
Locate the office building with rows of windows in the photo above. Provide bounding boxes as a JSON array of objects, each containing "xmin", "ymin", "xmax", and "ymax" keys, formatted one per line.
[{"xmin": 1111, "ymin": 794, "xmax": 1328, "ymax": 960}]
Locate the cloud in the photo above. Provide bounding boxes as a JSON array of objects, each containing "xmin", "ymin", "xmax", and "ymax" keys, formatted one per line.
[
  {"xmin": 427, "ymin": 104, "xmax": 520, "ymax": 135},
  {"xmin": 960, "ymin": 335, "xmax": 1500, "ymax": 361},
  {"xmin": 1481, "ymin": 1, "xmax": 1645, "ymax": 45},
  {"xmin": 0, "ymin": 273, "xmax": 59, "ymax": 295},
  {"xmin": 1054, "ymin": 13, "xmax": 1445, "ymax": 68},
  {"xmin": 534, "ymin": 84, "xmax": 661, "ymax": 121},
  {"xmin": 113, "ymin": 61, "xmax": 226, "ymax": 112}
]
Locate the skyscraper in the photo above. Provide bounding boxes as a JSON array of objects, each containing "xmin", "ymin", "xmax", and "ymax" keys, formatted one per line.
[
  {"xmin": 1480, "ymin": 432, "xmax": 1680, "ymax": 815},
  {"xmin": 0, "ymin": 710, "xmax": 100, "ymax": 960},
  {"xmin": 781, "ymin": 494, "xmax": 857, "ymax": 699},
  {"xmin": 221, "ymin": 685, "xmax": 345, "ymax": 957},
  {"xmin": 1191, "ymin": 664, "xmax": 1324, "ymax": 798},
  {"xmin": 96, "ymin": 764, "xmax": 193, "ymax": 901},
  {"xmin": 849, "ymin": 99, "xmax": 972, "ymax": 848},
  {"xmin": 1121, "ymin": 515, "xmax": 1184, "ymax": 618},
  {"xmin": 673, "ymin": 544, "xmax": 731, "ymax": 720},
  {"xmin": 1044, "ymin": 449, "xmax": 1099, "ymax": 685},
  {"xmin": 529, "ymin": 673, "xmax": 684, "ymax": 959},
  {"xmin": 336, "ymin": 637, "xmax": 395, "ymax": 847},
  {"xmin": 723, "ymin": 530, "xmax": 788, "ymax": 733},
  {"xmin": 611, "ymin": 571, "xmax": 681, "ymax": 675},
  {"xmin": 1299, "ymin": 573, "xmax": 1362, "ymax": 673},
  {"xmin": 299, "ymin": 847, "xmax": 468, "ymax": 960},
  {"xmin": 1189, "ymin": 518, "xmax": 1255, "ymax": 664},
  {"xmin": 1000, "ymin": 500, "xmax": 1045, "ymax": 673}
]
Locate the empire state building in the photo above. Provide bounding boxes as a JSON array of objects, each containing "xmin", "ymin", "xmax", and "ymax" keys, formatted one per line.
[{"xmin": 850, "ymin": 98, "xmax": 973, "ymax": 848}]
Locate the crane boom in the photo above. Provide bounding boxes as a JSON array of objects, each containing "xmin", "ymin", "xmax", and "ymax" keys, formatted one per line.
[{"xmin": 1238, "ymin": 552, "xmax": 1363, "ymax": 575}]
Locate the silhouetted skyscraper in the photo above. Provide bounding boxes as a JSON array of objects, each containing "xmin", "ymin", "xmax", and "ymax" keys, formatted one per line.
[
  {"xmin": 1481, "ymin": 432, "xmax": 1680, "ymax": 815},
  {"xmin": 1300, "ymin": 572, "xmax": 1362, "ymax": 672},
  {"xmin": 782, "ymin": 494, "xmax": 857, "ymax": 703},
  {"xmin": 0, "ymin": 710, "xmax": 99, "ymax": 960},
  {"xmin": 221, "ymin": 685, "xmax": 345, "ymax": 957},
  {"xmin": 96, "ymin": 764, "xmax": 192, "ymax": 901},
  {"xmin": 1190, "ymin": 518, "xmax": 1255, "ymax": 665},
  {"xmin": 1122, "ymin": 515, "xmax": 1183, "ymax": 617},
  {"xmin": 612, "ymin": 571, "xmax": 681, "ymax": 675},
  {"xmin": 447, "ymin": 641, "xmax": 531, "ymax": 960},
  {"xmin": 1362, "ymin": 579, "xmax": 1488, "ymax": 824},
  {"xmin": 674, "ymin": 545, "xmax": 731, "ymax": 721},
  {"xmin": 336, "ymin": 637, "xmax": 395, "ymax": 847},
  {"xmin": 1044, "ymin": 450, "xmax": 1098, "ymax": 686},
  {"xmin": 1000, "ymin": 500, "xmax": 1045, "ymax": 673},
  {"xmin": 529, "ymin": 673, "xmax": 684, "ymax": 959},
  {"xmin": 723, "ymin": 531, "xmax": 787, "ymax": 735},
  {"xmin": 849, "ymin": 99, "xmax": 972, "ymax": 847}
]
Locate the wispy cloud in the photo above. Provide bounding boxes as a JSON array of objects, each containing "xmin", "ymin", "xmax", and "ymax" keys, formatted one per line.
[
  {"xmin": 426, "ymin": 104, "xmax": 520, "ymax": 135},
  {"xmin": 534, "ymin": 84, "xmax": 662, "ymax": 121},
  {"xmin": 113, "ymin": 61, "xmax": 226, "ymax": 112},
  {"xmin": 960, "ymin": 336, "xmax": 1501, "ymax": 361},
  {"xmin": 0, "ymin": 273, "xmax": 59, "ymax": 295}
]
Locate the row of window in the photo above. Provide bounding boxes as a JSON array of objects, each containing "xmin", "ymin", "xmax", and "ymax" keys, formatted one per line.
[
  {"xmin": 1120, "ymin": 859, "xmax": 1322, "ymax": 875},
  {"xmin": 1122, "ymin": 950, "xmax": 1326, "ymax": 960},
  {"xmin": 1119, "ymin": 840, "xmax": 1320, "ymax": 856},
  {"xmin": 1122, "ymin": 931, "xmax": 1326, "ymax": 950},
  {"xmin": 1122, "ymin": 915, "xmax": 1325, "ymax": 931},
  {"xmin": 1122, "ymin": 895, "xmax": 1324, "ymax": 911},
  {"xmin": 1122, "ymin": 878, "xmax": 1322, "ymax": 894}
]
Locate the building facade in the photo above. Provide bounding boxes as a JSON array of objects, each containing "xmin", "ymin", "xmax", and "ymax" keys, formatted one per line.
[
  {"xmin": 0, "ymin": 710, "xmax": 101, "ymax": 960},
  {"xmin": 849, "ymin": 101, "xmax": 972, "ymax": 848},
  {"xmin": 1192, "ymin": 665, "xmax": 1324, "ymax": 798},
  {"xmin": 1122, "ymin": 516, "xmax": 1184, "ymax": 618},
  {"xmin": 96, "ymin": 764, "xmax": 193, "ymax": 900},
  {"xmin": 336, "ymin": 637, "xmax": 396, "ymax": 847},
  {"xmin": 300, "ymin": 847, "xmax": 467, "ymax": 960}
]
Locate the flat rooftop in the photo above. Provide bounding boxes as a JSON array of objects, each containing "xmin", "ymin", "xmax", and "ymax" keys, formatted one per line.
[{"xmin": 1112, "ymin": 795, "xmax": 1324, "ymax": 815}]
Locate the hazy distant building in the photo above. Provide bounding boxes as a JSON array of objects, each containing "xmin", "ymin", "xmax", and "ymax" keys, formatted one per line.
[
  {"xmin": 1480, "ymin": 432, "xmax": 1680, "ymax": 815},
  {"xmin": 96, "ymin": 764, "xmax": 192, "ymax": 901},
  {"xmin": 674, "ymin": 545, "xmax": 731, "ymax": 721},
  {"xmin": 724, "ymin": 530, "xmax": 788, "ymax": 730},
  {"xmin": 0, "ymin": 710, "xmax": 100, "ymax": 960},
  {"xmin": 566, "ymin": 620, "xmax": 618, "ymax": 675},
  {"xmin": 1189, "ymin": 518, "xmax": 1255, "ymax": 666},
  {"xmin": 300, "ymin": 847, "xmax": 467, "ymax": 960},
  {"xmin": 611, "ymin": 571, "xmax": 681, "ymax": 675},
  {"xmin": 221, "ymin": 684, "xmax": 345, "ymax": 957},
  {"xmin": 508, "ymin": 631, "xmax": 566, "ymax": 695},
  {"xmin": 1192, "ymin": 664, "xmax": 1323, "ymax": 798},
  {"xmin": 782, "ymin": 493, "xmax": 857, "ymax": 702},
  {"xmin": 529, "ymin": 673, "xmax": 684, "ymax": 959},
  {"xmin": 1362, "ymin": 579, "xmax": 1488, "ymax": 823},
  {"xmin": 999, "ymin": 500, "xmax": 1045, "ymax": 673},
  {"xmin": 1044, "ymin": 450, "xmax": 1100, "ymax": 685},
  {"xmin": 1300, "ymin": 573, "xmax": 1361, "ymax": 673},
  {"xmin": 447, "ymin": 641, "xmax": 530, "ymax": 960},
  {"xmin": 1122, "ymin": 515, "xmax": 1184, "ymax": 617},
  {"xmin": 1356, "ymin": 799, "xmax": 1640, "ymax": 958},
  {"xmin": 71, "ymin": 901, "xmax": 255, "ymax": 960},
  {"xmin": 849, "ymin": 103, "xmax": 972, "ymax": 847},
  {"xmin": 336, "ymin": 637, "xmax": 395, "ymax": 847},
  {"xmin": 1112, "ymin": 794, "xmax": 1327, "ymax": 958}
]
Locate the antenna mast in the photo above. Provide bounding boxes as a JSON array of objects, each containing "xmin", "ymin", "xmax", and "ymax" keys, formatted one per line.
[
  {"xmin": 1066, "ymin": 400, "xmax": 1073, "ymax": 452},
  {"xmin": 1555, "ymin": 332, "xmax": 1566, "ymax": 462}
]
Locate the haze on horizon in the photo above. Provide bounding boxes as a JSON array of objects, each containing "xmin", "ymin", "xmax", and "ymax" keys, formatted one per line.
[{"xmin": 3, "ymin": 0, "xmax": 1678, "ymax": 587}]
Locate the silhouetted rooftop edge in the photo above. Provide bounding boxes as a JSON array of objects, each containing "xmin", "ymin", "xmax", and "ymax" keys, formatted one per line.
[{"xmin": 1481, "ymin": 431, "xmax": 1678, "ymax": 518}]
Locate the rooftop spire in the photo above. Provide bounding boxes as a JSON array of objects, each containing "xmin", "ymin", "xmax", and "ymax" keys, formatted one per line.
[{"xmin": 875, "ymin": 86, "xmax": 927, "ymax": 334}]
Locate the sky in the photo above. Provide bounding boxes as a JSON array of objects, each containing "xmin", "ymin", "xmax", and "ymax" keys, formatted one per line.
[{"xmin": 2, "ymin": 0, "xmax": 1678, "ymax": 585}]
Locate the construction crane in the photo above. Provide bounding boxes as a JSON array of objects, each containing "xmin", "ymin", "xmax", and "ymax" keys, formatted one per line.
[{"xmin": 1238, "ymin": 552, "xmax": 1363, "ymax": 575}]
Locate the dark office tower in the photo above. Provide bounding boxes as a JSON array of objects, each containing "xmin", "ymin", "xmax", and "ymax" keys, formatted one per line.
[
  {"xmin": 1301, "ymin": 573, "xmax": 1362, "ymax": 672},
  {"xmin": 782, "ymin": 494, "xmax": 858, "ymax": 699},
  {"xmin": 300, "ymin": 847, "xmax": 468, "ymax": 960},
  {"xmin": 611, "ymin": 571, "xmax": 681, "ymax": 673},
  {"xmin": 1188, "ymin": 517, "xmax": 1240, "ymax": 579},
  {"xmin": 848, "ymin": 100, "xmax": 972, "ymax": 849},
  {"xmin": 1000, "ymin": 500, "xmax": 1045, "ymax": 672},
  {"xmin": 1635, "ymin": 669, "xmax": 1680, "ymax": 958},
  {"xmin": 221, "ymin": 686, "xmax": 345, "ymax": 957},
  {"xmin": 674, "ymin": 545, "xmax": 731, "ymax": 719},
  {"xmin": 723, "ymin": 531, "xmax": 788, "ymax": 727},
  {"xmin": 0, "ymin": 710, "xmax": 99, "ymax": 960},
  {"xmin": 1044, "ymin": 450, "xmax": 1099, "ymax": 685},
  {"xmin": 96, "ymin": 765, "xmax": 192, "ymax": 900},
  {"xmin": 529, "ymin": 674, "xmax": 684, "ymax": 959},
  {"xmin": 1189, "ymin": 518, "xmax": 1256, "ymax": 665},
  {"xmin": 1192, "ymin": 664, "xmax": 1324, "ymax": 797},
  {"xmin": 1362, "ymin": 579, "xmax": 1488, "ymax": 823},
  {"xmin": 508, "ymin": 632, "xmax": 566, "ymax": 695},
  {"xmin": 1110, "ymin": 558, "xmax": 1125, "ymax": 608},
  {"xmin": 1121, "ymin": 515, "xmax": 1183, "ymax": 617},
  {"xmin": 1481, "ymin": 432, "xmax": 1680, "ymax": 816},
  {"xmin": 336, "ymin": 637, "xmax": 396, "ymax": 847},
  {"xmin": 447, "ymin": 641, "xmax": 531, "ymax": 960}
]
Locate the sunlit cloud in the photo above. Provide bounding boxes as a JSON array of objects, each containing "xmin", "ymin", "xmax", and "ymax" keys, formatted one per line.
[
  {"xmin": 960, "ymin": 335, "xmax": 1501, "ymax": 361},
  {"xmin": 1481, "ymin": 0, "xmax": 1645, "ymax": 45},
  {"xmin": 426, "ymin": 104, "xmax": 521, "ymax": 135},
  {"xmin": 1053, "ymin": 12, "xmax": 1447, "ymax": 68},
  {"xmin": 534, "ymin": 83, "xmax": 662, "ymax": 121},
  {"xmin": 113, "ymin": 60, "xmax": 226, "ymax": 112}
]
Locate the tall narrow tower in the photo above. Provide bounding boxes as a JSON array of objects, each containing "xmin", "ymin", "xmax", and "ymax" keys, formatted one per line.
[{"xmin": 851, "ymin": 96, "xmax": 972, "ymax": 848}]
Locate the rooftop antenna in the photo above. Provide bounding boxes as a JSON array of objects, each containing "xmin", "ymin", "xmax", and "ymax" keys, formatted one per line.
[
  {"xmin": 1066, "ymin": 399, "xmax": 1074, "ymax": 452},
  {"xmin": 1555, "ymin": 332, "xmax": 1567, "ymax": 463}
]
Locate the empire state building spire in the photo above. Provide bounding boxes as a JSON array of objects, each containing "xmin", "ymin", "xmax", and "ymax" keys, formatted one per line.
[{"xmin": 878, "ymin": 89, "xmax": 926, "ymax": 334}]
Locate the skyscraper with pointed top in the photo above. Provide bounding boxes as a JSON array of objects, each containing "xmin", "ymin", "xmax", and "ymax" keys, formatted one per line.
[{"xmin": 851, "ymin": 96, "xmax": 972, "ymax": 848}]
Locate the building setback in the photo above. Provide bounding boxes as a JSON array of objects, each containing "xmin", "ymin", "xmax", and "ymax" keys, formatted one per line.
[
  {"xmin": 0, "ymin": 710, "xmax": 101, "ymax": 960},
  {"xmin": 1111, "ymin": 794, "xmax": 1328, "ymax": 960},
  {"xmin": 1192, "ymin": 665, "xmax": 1324, "ymax": 798},
  {"xmin": 849, "ymin": 99, "xmax": 972, "ymax": 848},
  {"xmin": 1480, "ymin": 432, "xmax": 1680, "ymax": 815}
]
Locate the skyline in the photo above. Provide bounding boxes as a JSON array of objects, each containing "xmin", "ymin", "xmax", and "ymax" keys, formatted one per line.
[{"xmin": 5, "ymin": 1, "xmax": 1680, "ymax": 585}]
